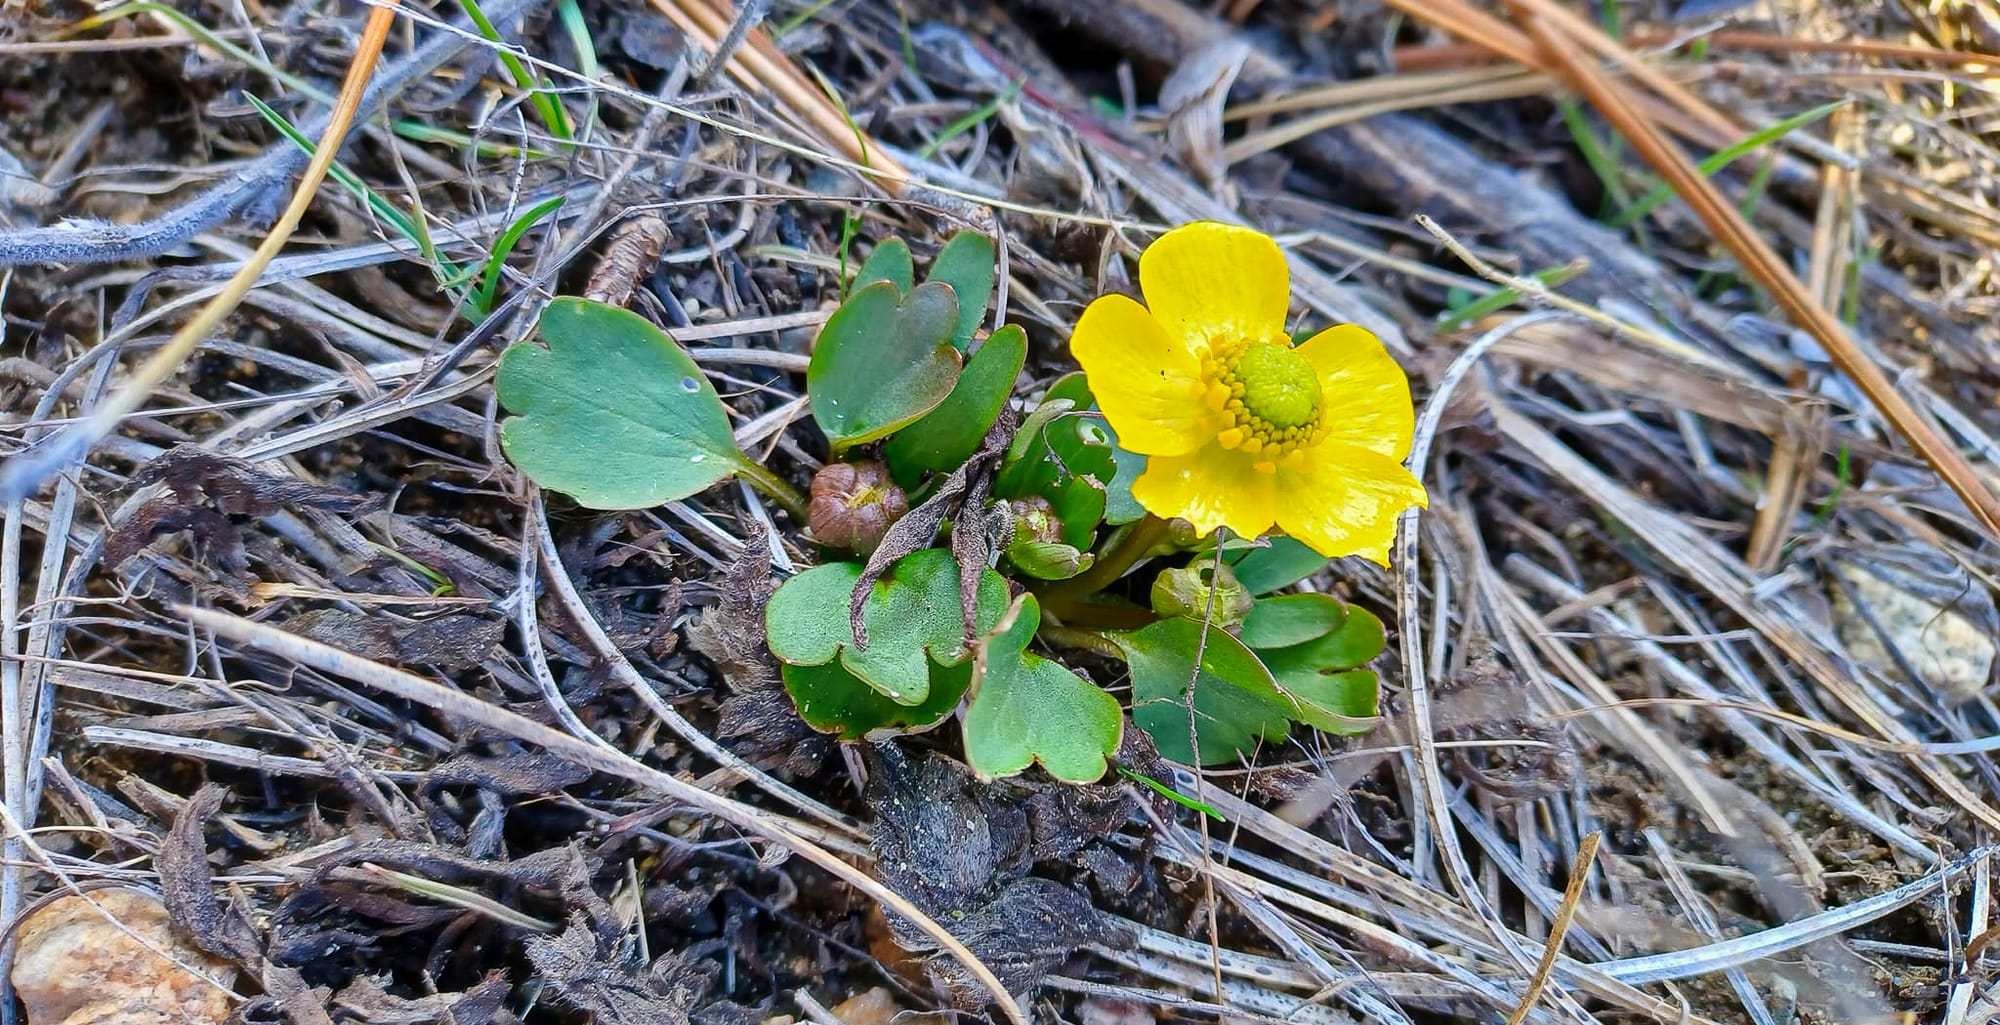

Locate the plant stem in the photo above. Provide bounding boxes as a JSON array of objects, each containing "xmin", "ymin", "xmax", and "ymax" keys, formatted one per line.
[
  {"xmin": 1035, "ymin": 592, "xmax": 1154, "ymax": 631},
  {"xmin": 1046, "ymin": 515, "xmax": 1174, "ymax": 602},
  {"xmin": 1036, "ymin": 621, "xmax": 1125, "ymax": 660},
  {"xmin": 736, "ymin": 459, "xmax": 810, "ymax": 522}
]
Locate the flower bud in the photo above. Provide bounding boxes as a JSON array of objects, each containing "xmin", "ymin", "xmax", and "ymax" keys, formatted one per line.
[
  {"xmin": 1007, "ymin": 495, "xmax": 1062, "ymax": 547},
  {"xmin": 1164, "ymin": 518, "xmax": 1204, "ymax": 548},
  {"xmin": 1150, "ymin": 561, "xmax": 1252, "ymax": 628},
  {"xmin": 807, "ymin": 460, "xmax": 907, "ymax": 553}
]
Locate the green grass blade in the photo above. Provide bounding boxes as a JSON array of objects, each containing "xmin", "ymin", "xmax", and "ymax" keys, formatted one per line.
[
  {"xmin": 1613, "ymin": 99, "xmax": 1849, "ymax": 228},
  {"xmin": 774, "ymin": 0, "xmax": 843, "ymax": 36},
  {"xmin": 246, "ymin": 93, "xmax": 467, "ymax": 293},
  {"xmin": 1434, "ymin": 262, "xmax": 1587, "ymax": 332},
  {"xmin": 1558, "ymin": 99, "xmax": 1637, "ymax": 219},
  {"xmin": 454, "ymin": 0, "xmax": 573, "ymax": 143},
  {"xmin": 1117, "ymin": 767, "xmax": 1222, "ymax": 819},
  {"xmin": 917, "ymin": 82, "xmax": 1023, "ymax": 159},
  {"xmin": 472, "ymin": 195, "xmax": 566, "ymax": 317},
  {"xmin": 554, "ymin": 0, "xmax": 598, "ymax": 137}
]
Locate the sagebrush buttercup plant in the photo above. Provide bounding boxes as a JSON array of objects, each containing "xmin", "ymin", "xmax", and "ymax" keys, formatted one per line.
[
  {"xmin": 499, "ymin": 226, "xmax": 1402, "ymax": 779},
  {"xmin": 1070, "ymin": 222, "xmax": 1428, "ymax": 564}
]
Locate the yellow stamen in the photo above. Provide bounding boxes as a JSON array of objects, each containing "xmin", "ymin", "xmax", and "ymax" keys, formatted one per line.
[{"xmin": 1199, "ymin": 338, "xmax": 1329, "ymax": 458}]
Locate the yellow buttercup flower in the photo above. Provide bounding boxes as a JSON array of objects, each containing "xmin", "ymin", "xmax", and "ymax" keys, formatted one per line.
[{"xmin": 1070, "ymin": 222, "xmax": 1427, "ymax": 565}]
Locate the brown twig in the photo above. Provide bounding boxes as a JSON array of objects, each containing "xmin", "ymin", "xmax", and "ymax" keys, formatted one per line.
[
  {"xmin": 655, "ymin": 0, "xmax": 911, "ymax": 190},
  {"xmin": 1504, "ymin": 4, "xmax": 2000, "ymax": 536},
  {"xmin": 1391, "ymin": 29, "xmax": 2000, "ymax": 72},
  {"xmin": 1505, "ymin": 832, "xmax": 1601, "ymax": 1025}
]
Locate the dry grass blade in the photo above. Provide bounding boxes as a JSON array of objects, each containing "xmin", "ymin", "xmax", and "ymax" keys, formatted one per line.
[
  {"xmin": 1393, "ymin": 28, "xmax": 2000, "ymax": 70},
  {"xmin": 1505, "ymin": 833, "xmax": 1600, "ymax": 1025},
  {"xmin": 0, "ymin": 2, "xmax": 399, "ymax": 503},
  {"xmin": 654, "ymin": 0, "xmax": 911, "ymax": 189},
  {"xmin": 173, "ymin": 605, "xmax": 1030, "ymax": 1025},
  {"xmin": 1502, "ymin": 4, "xmax": 2000, "ymax": 536}
]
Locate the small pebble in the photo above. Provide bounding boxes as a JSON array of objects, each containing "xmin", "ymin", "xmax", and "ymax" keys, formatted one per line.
[
  {"xmin": 12, "ymin": 888, "xmax": 236, "ymax": 1025},
  {"xmin": 1831, "ymin": 562, "xmax": 1996, "ymax": 705}
]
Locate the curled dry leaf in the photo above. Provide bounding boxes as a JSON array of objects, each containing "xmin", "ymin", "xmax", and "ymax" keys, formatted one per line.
[{"xmin": 1157, "ymin": 39, "xmax": 1252, "ymax": 196}]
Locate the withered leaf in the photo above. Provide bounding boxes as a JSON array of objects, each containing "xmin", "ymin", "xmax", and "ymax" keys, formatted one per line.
[
  {"xmin": 157, "ymin": 785, "xmax": 262, "ymax": 964},
  {"xmin": 850, "ymin": 411, "xmax": 1016, "ymax": 648},
  {"xmin": 524, "ymin": 917, "xmax": 717, "ymax": 1025},
  {"xmin": 282, "ymin": 609, "xmax": 503, "ymax": 673},
  {"xmin": 687, "ymin": 521, "xmax": 779, "ymax": 692}
]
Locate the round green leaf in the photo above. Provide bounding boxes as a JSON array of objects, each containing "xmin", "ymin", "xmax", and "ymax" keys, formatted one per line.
[
  {"xmin": 783, "ymin": 659, "xmax": 971, "ymax": 740},
  {"xmin": 1228, "ymin": 536, "xmax": 1332, "ymax": 595},
  {"xmin": 1038, "ymin": 374, "xmax": 1144, "ymax": 526},
  {"xmin": 925, "ymin": 231, "xmax": 995, "ymax": 351},
  {"xmin": 1272, "ymin": 604, "xmax": 1385, "ymax": 671},
  {"xmin": 995, "ymin": 381, "xmax": 1116, "ymax": 547},
  {"xmin": 1116, "ymin": 617, "xmax": 1294, "ymax": 766},
  {"xmin": 1239, "ymin": 593, "xmax": 1350, "ymax": 650},
  {"xmin": 808, "ymin": 281, "xmax": 963, "ymax": 450},
  {"xmin": 883, "ymin": 324, "xmax": 1026, "ymax": 486},
  {"xmin": 1254, "ymin": 607, "xmax": 1386, "ymax": 737},
  {"xmin": 764, "ymin": 549, "xmax": 1007, "ymax": 704},
  {"xmin": 963, "ymin": 595, "xmax": 1122, "ymax": 782},
  {"xmin": 852, "ymin": 238, "xmax": 914, "ymax": 294},
  {"xmin": 496, "ymin": 298, "xmax": 743, "ymax": 509}
]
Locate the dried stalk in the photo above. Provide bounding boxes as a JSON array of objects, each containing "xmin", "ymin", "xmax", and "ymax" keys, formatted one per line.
[{"xmin": 1505, "ymin": 4, "xmax": 2000, "ymax": 536}]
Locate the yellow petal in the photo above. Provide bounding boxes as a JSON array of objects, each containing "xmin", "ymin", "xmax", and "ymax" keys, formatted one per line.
[
  {"xmin": 1139, "ymin": 222, "xmax": 1291, "ymax": 348},
  {"xmin": 1275, "ymin": 444, "xmax": 1428, "ymax": 565},
  {"xmin": 1295, "ymin": 324, "xmax": 1417, "ymax": 461},
  {"xmin": 1132, "ymin": 444, "xmax": 1279, "ymax": 541},
  {"xmin": 1070, "ymin": 293, "xmax": 1209, "ymax": 456}
]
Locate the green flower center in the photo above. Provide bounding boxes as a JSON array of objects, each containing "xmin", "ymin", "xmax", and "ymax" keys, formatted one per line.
[
  {"xmin": 1232, "ymin": 343, "xmax": 1319, "ymax": 429},
  {"xmin": 1198, "ymin": 339, "xmax": 1328, "ymax": 462}
]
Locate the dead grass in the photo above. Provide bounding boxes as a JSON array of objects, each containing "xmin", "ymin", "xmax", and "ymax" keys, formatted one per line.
[{"xmin": 1, "ymin": 0, "xmax": 1998, "ymax": 1023}]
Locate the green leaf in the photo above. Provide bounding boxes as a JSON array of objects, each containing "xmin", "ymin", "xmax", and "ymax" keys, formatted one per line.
[
  {"xmin": 1018, "ymin": 373, "xmax": 1142, "ymax": 525},
  {"xmin": 1117, "ymin": 617, "xmax": 1294, "ymax": 766},
  {"xmin": 808, "ymin": 281, "xmax": 964, "ymax": 451},
  {"xmin": 472, "ymin": 195, "xmax": 565, "ymax": 318},
  {"xmin": 963, "ymin": 595, "xmax": 1122, "ymax": 782},
  {"xmin": 1280, "ymin": 668, "xmax": 1380, "ymax": 736},
  {"xmin": 852, "ymin": 238, "xmax": 914, "ymax": 294},
  {"xmin": 497, "ymin": 298, "xmax": 744, "ymax": 509},
  {"xmin": 1269, "ymin": 604, "xmax": 1385, "ymax": 670},
  {"xmin": 1254, "ymin": 605, "xmax": 1386, "ymax": 736},
  {"xmin": 926, "ymin": 231, "xmax": 995, "ymax": 350},
  {"xmin": 1102, "ymin": 442, "xmax": 1146, "ymax": 525},
  {"xmin": 764, "ymin": 549, "xmax": 1007, "ymax": 704},
  {"xmin": 883, "ymin": 324, "xmax": 1025, "ymax": 485},
  {"xmin": 1228, "ymin": 536, "xmax": 1330, "ymax": 595},
  {"xmin": 1239, "ymin": 593, "xmax": 1349, "ymax": 650},
  {"xmin": 995, "ymin": 376, "xmax": 1117, "ymax": 547},
  {"xmin": 1001, "ymin": 398, "xmax": 1074, "ymax": 471},
  {"xmin": 782, "ymin": 659, "xmax": 971, "ymax": 740},
  {"xmin": 1612, "ymin": 99, "xmax": 1848, "ymax": 229},
  {"xmin": 1004, "ymin": 539, "xmax": 1093, "ymax": 580}
]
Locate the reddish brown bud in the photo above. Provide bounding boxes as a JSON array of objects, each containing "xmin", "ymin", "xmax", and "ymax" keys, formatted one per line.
[{"xmin": 807, "ymin": 460, "xmax": 908, "ymax": 553}]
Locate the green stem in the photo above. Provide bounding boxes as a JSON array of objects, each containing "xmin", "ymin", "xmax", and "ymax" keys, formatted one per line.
[
  {"xmin": 1036, "ymin": 622, "xmax": 1125, "ymax": 660},
  {"xmin": 1035, "ymin": 591, "xmax": 1154, "ymax": 631},
  {"xmin": 1046, "ymin": 515, "xmax": 1174, "ymax": 602},
  {"xmin": 735, "ymin": 459, "xmax": 810, "ymax": 523}
]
